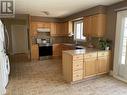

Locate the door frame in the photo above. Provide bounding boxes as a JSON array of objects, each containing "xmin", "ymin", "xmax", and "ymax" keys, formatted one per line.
[
  {"xmin": 113, "ymin": 10, "xmax": 127, "ymax": 82},
  {"xmin": 11, "ymin": 25, "xmax": 28, "ymax": 54}
]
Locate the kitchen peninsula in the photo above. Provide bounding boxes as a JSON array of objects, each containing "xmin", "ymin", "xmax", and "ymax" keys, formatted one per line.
[{"xmin": 62, "ymin": 48, "xmax": 111, "ymax": 83}]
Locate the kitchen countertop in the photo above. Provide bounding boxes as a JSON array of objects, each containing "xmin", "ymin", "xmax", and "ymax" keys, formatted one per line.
[{"xmin": 63, "ymin": 48, "xmax": 98, "ymax": 55}]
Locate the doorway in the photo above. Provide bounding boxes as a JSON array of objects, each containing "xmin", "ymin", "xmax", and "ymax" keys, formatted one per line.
[
  {"xmin": 11, "ymin": 25, "xmax": 28, "ymax": 54},
  {"xmin": 113, "ymin": 10, "xmax": 127, "ymax": 82}
]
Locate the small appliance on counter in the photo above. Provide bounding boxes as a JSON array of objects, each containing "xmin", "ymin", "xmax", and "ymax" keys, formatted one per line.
[{"xmin": 37, "ymin": 37, "xmax": 53, "ymax": 60}]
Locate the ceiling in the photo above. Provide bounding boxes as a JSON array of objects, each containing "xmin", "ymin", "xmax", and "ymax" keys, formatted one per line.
[{"xmin": 15, "ymin": 0, "xmax": 123, "ymax": 18}]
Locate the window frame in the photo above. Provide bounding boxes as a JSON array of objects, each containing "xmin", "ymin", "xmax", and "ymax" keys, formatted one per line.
[{"xmin": 73, "ymin": 20, "xmax": 85, "ymax": 41}]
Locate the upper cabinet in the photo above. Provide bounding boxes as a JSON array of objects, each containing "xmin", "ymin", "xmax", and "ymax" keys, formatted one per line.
[
  {"xmin": 30, "ymin": 20, "xmax": 73, "ymax": 37},
  {"xmin": 50, "ymin": 21, "xmax": 73, "ymax": 36},
  {"xmin": 36, "ymin": 22, "xmax": 51, "ymax": 29},
  {"xmin": 30, "ymin": 22, "xmax": 37, "ymax": 36},
  {"xmin": 30, "ymin": 22, "xmax": 51, "ymax": 36},
  {"xmin": 83, "ymin": 14, "xmax": 106, "ymax": 37}
]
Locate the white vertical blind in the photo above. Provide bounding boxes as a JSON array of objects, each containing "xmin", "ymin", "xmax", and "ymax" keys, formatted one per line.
[
  {"xmin": 121, "ymin": 18, "xmax": 127, "ymax": 64},
  {"xmin": 114, "ymin": 10, "xmax": 127, "ymax": 82}
]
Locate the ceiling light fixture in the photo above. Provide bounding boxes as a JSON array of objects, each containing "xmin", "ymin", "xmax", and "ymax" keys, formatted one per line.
[{"xmin": 41, "ymin": 11, "xmax": 50, "ymax": 16}]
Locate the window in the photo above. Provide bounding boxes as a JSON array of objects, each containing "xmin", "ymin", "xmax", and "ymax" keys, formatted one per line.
[{"xmin": 74, "ymin": 20, "xmax": 85, "ymax": 40}]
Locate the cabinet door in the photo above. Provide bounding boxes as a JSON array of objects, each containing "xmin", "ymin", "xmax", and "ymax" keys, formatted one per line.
[
  {"xmin": 51, "ymin": 22, "xmax": 71, "ymax": 36},
  {"xmin": 56, "ymin": 23, "xmax": 61, "ymax": 35},
  {"xmin": 31, "ymin": 44, "xmax": 39, "ymax": 60},
  {"xmin": 31, "ymin": 22, "xmax": 37, "ymax": 36},
  {"xmin": 63, "ymin": 22, "xmax": 68, "ymax": 35},
  {"xmin": 53, "ymin": 44, "xmax": 61, "ymax": 56},
  {"xmin": 51, "ymin": 23, "xmax": 63, "ymax": 36},
  {"xmin": 43, "ymin": 22, "xmax": 51, "ymax": 28},
  {"xmin": 37, "ymin": 22, "xmax": 43, "ymax": 28},
  {"xmin": 83, "ymin": 16, "xmax": 92, "ymax": 36},
  {"xmin": 37, "ymin": 22, "xmax": 51, "ymax": 28},
  {"xmin": 91, "ymin": 14, "xmax": 106, "ymax": 37},
  {"xmin": 68, "ymin": 21, "xmax": 73, "ymax": 35},
  {"xmin": 50, "ymin": 23, "xmax": 57, "ymax": 36},
  {"xmin": 84, "ymin": 58, "xmax": 97, "ymax": 77},
  {"xmin": 98, "ymin": 56, "xmax": 109, "ymax": 74},
  {"xmin": 91, "ymin": 15, "xmax": 98, "ymax": 37}
]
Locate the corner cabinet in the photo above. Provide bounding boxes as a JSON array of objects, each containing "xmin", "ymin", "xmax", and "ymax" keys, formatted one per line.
[{"xmin": 83, "ymin": 14, "xmax": 106, "ymax": 37}]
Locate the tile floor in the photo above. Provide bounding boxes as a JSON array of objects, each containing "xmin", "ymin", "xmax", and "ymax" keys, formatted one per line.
[{"xmin": 6, "ymin": 58, "xmax": 127, "ymax": 95}]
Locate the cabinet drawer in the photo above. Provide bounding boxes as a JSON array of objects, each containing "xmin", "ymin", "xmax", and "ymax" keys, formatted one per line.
[
  {"xmin": 84, "ymin": 52, "xmax": 97, "ymax": 59},
  {"xmin": 73, "ymin": 55, "xmax": 83, "ymax": 60},
  {"xmin": 73, "ymin": 61, "xmax": 83, "ymax": 71},
  {"xmin": 73, "ymin": 70, "xmax": 83, "ymax": 81},
  {"xmin": 98, "ymin": 51, "xmax": 109, "ymax": 57}
]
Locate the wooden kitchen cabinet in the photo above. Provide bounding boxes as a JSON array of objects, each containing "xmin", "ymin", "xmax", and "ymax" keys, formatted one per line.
[
  {"xmin": 30, "ymin": 22, "xmax": 37, "ymax": 36},
  {"xmin": 62, "ymin": 50, "xmax": 110, "ymax": 83},
  {"xmin": 51, "ymin": 21, "xmax": 73, "ymax": 36},
  {"xmin": 62, "ymin": 52, "xmax": 84, "ymax": 83},
  {"xmin": 61, "ymin": 44, "xmax": 74, "ymax": 55},
  {"xmin": 53, "ymin": 44, "xmax": 61, "ymax": 57},
  {"xmin": 84, "ymin": 52, "xmax": 98, "ymax": 77},
  {"xmin": 62, "ymin": 21, "xmax": 73, "ymax": 36},
  {"xmin": 50, "ymin": 22, "xmax": 62, "ymax": 36},
  {"xmin": 98, "ymin": 57, "xmax": 108, "ymax": 74},
  {"xmin": 31, "ymin": 44, "xmax": 39, "ymax": 60},
  {"xmin": 83, "ymin": 16, "xmax": 92, "ymax": 36},
  {"xmin": 56, "ymin": 23, "xmax": 63, "ymax": 35},
  {"xmin": 36, "ymin": 22, "xmax": 51, "ymax": 29},
  {"xmin": 84, "ymin": 58, "xmax": 97, "ymax": 77},
  {"xmin": 97, "ymin": 51, "xmax": 110, "ymax": 74},
  {"xmin": 51, "ymin": 22, "xmax": 57, "ymax": 36},
  {"xmin": 29, "ymin": 21, "xmax": 51, "ymax": 60},
  {"xmin": 83, "ymin": 14, "xmax": 106, "ymax": 37},
  {"xmin": 30, "ymin": 22, "xmax": 51, "ymax": 36},
  {"xmin": 53, "ymin": 44, "xmax": 74, "ymax": 57}
]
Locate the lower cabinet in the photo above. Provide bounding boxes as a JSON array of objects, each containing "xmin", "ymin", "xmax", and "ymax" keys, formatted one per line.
[
  {"xmin": 84, "ymin": 58, "xmax": 97, "ymax": 77},
  {"xmin": 62, "ymin": 51, "xmax": 110, "ymax": 83},
  {"xmin": 62, "ymin": 52, "xmax": 84, "ymax": 82},
  {"xmin": 53, "ymin": 44, "xmax": 75, "ymax": 57},
  {"xmin": 97, "ymin": 56, "xmax": 109, "ymax": 74},
  {"xmin": 72, "ymin": 70, "xmax": 83, "ymax": 81},
  {"xmin": 31, "ymin": 44, "xmax": 39, "ymax": 60},
  {"xmin": 53, "ymin": 44, "xmax": 61, "ymax": 57}
]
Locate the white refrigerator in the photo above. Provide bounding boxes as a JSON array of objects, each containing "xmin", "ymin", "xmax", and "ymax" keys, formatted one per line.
[{"xmin": 0, "ymin": 20, "xmax": 10, "ymax": 95}]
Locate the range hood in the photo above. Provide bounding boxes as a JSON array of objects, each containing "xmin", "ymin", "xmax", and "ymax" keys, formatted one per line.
[{"xmin": 37, "ymin": 28, "xmax": 50, "ymax": 33}]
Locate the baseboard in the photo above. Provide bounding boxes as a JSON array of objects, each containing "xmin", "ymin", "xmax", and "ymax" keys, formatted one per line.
[
  {"xmin": 113, "ymin": 75, "xmax": 127, "ymax": 83},
  {"xmin": 109, "ymin": 70, "xmax": 113, "ymax": 76}
]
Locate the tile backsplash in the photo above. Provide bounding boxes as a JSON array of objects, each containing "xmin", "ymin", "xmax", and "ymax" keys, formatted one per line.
[
  {"xmin": 31, "ymin": 35, "xmax": 74, "ymax": 44},
  {"xmin": 32, "ymin": 33, "xmax": 105, "ymax": 49},
  {"xmin": 52, "ymin": 36, "xmax": 73, "ymax": 44}
]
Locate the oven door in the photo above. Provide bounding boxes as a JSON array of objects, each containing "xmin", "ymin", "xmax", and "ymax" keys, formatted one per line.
[{"xmin": 39, "ymin": 46, "xmax": 52, "ymax": 59}]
